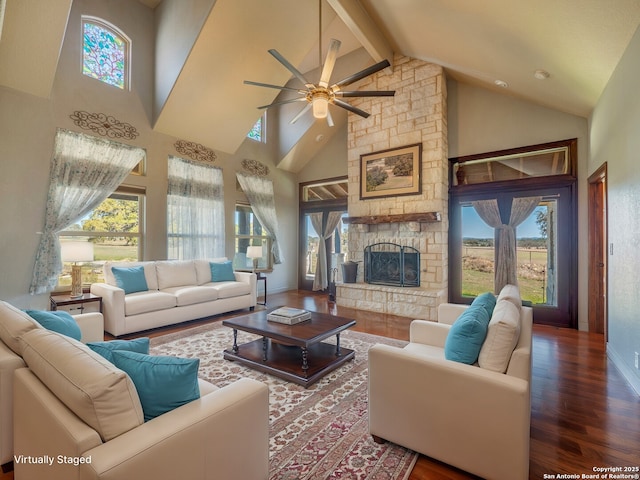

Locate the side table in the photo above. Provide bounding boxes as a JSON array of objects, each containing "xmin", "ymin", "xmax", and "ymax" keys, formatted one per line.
[
  {"xmin": 50, "ymin": 293, "xmax": 102, "ymax": 315},
  {"xmin": 255, "ymin": 272, "xmax": 267, "ymax": 306}
]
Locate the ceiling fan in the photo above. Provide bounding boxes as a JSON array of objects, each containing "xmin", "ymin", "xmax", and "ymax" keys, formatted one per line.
[{"xmin": 244, "ymin": 3, "xmax": 395, "ymax": 126}]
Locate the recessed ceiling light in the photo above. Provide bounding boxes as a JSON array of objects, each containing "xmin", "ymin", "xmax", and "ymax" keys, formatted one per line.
[
  {"xmin": 534, "ymin": 69, "xmax": 550, "ymax": 80},
  {"xmin": 494, "ymin": 79, "xmax": 508, "ymax": 88}
]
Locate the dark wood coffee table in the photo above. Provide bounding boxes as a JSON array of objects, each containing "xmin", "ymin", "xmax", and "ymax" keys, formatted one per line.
[{"xmin": 222, "ymin": 308, "xmax": 356, "ymax": 387}]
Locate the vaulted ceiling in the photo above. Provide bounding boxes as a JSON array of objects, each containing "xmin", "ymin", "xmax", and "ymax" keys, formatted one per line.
[{"xmin": 2, "ymin": 0, "xmax": 640, "ymax": 172}]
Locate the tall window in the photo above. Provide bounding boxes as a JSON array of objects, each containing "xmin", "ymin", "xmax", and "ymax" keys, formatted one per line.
[
  {"xmin": 82, "ymin": 17, "xmax": 130, "ymax": 89},
  {"xmin": 167, "ymin": 156, "xmax": 225, "ymax": 260},
  {"xmin": 247, "ymin": 115, "xmax": 265, "ymax": 142},
  {"xmin": 234, "ymin": 204, "xmax": 273, "ymax": 271},
  {"xmin": 58, "ymin": 187, "xmax": 144, "ymax": 288}
]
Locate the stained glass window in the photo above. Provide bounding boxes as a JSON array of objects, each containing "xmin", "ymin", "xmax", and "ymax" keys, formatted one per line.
[
  {"xmin": 82, "ymin": 19, "xmax": 128, "ymax": 89},
  {"xmin": 247, "ymin": 116, "xmax": 264, "ymax": 142}
]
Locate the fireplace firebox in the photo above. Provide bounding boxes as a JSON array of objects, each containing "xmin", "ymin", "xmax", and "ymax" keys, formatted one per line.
[{"xmin": 364, "ymin": 242, "xmax": 420, "ymax": 287}]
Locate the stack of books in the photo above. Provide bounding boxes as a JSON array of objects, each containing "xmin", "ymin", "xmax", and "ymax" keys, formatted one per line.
[{"xmin": 267, "ymin": 307, "xmax": 311, "ymax": 325}]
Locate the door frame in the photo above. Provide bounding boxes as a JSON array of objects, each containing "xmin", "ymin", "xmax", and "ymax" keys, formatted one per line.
[{"xmin": 588, "ymin": 163, "xmax": 608, "ymax": 337}]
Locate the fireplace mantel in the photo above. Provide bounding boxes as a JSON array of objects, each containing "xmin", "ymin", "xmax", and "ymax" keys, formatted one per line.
[{"xmin": 343, "ymin": 212, "xmax": 441, "ymax": 225}]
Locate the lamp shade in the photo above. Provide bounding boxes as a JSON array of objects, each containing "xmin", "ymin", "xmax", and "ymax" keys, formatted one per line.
[
  {"xmin": 61, "ymin": 241, "xmax": 94, "ymax": 263},
  {"xmin": 246, "ymin": 246, "xmax": 263, "ymax": 259}
]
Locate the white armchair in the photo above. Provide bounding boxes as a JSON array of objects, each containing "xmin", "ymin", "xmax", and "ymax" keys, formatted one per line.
[{"xmin": 368, "ymin": 300, "xmax": 533, "ymax": 480}]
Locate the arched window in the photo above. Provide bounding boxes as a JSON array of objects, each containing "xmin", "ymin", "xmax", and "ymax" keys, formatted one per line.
[{"xmin": 82, "ymin": 17, "xmax": 130, "ymax": 90}]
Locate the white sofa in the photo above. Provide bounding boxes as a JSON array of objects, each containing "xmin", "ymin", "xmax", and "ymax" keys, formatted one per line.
[
  {"xmin": 91, "ymin": 259, "xmax": 257, "ymax": 337},
  {"xmin": 368, "ymin": 285, "xmax": 533, "ymax": 480},
  {"xmin": 0, "ymin": 300, "xmax": 269, "ymax": 480},
  {"xmin": 0, "ymin": 301, "xmax": 104, "ymax": 467}
]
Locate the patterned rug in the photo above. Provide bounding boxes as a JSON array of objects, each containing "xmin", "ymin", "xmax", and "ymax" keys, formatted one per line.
[{"xmin": 149, "ymin": 320, "xmax": 418, "ymax": 480}]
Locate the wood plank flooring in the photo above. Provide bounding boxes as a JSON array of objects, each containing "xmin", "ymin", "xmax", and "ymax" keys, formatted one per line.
[{"xmin": 5, "ymin": 290, "xmax": 639, "ymax": 479}]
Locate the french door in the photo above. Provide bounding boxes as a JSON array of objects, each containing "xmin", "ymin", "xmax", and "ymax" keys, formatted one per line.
[{"xmin": 450, "ymin": 183, "xmax": 577, "ymax": 328}]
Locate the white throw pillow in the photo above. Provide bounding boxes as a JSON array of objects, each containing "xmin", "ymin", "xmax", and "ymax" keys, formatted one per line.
[
  {"xmin": 478, "ymin": 299, "xmax": 521, "ymax": 373},
  {"xmin": 155, "ymin": 260, "xmax": 198, "ymax": 290},
  {"xmin": 497, "ymin": 284, "xmax": 522, "ymax": 311}
]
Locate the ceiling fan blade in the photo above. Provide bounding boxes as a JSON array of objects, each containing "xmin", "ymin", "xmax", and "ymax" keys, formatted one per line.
[
  {"xmin": 258, "ymin": 97, "xmax": 307, "ymax": 110},
  {"xmin": 319, "ymin": 39, "xmax": 341, "ymax": 88},
  {"xmin": 331, "ymin": 59, "xmax": 391, "ymax": 89},
  {"xmin": 268, "ymin": 49, "xmax": 315, "ymax": 89},
  {"xmin": 327, "ymin": 109, "xmax": 334, "ymax": 127},
  {"xmin": 244, "ymin": 80, "xmax": 304, "ymax": 93},
  {"xmin": 290, "ymin": 103, "xmax": 312, "ymax": 124},
  {"xmin": 335, "ymin": 90, "xmax": 396, "ymax": 97},
  {"xmin": 333, "ymin": 98, "xmax": 370, "ymax": 118}
]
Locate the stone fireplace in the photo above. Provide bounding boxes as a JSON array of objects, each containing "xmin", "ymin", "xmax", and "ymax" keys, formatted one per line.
[{"xmin": 336, "ymin": 55, "xmax": 449, "ymax": 321}]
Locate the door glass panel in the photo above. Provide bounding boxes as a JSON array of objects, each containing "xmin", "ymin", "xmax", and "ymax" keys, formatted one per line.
[
  {"xmin": 461, "ymin": 205, "xmax": 495, "ymax": 296},
  {"xmin": 305, "ymin": 214, "xmax": 319, "ymax": 281},
  {"xmin": 516, "ymin": 199, "xmax": 558, "ymax": 306}
]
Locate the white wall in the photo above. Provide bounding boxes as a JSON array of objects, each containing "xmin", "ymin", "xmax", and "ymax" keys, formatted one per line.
[
  {"xmin": 0, "ymin": 0, "xmax": 298, "ymax": 308},
  {"xmin": 447, "ymin": 80, "xmax": 589, "ymax": 330},
  {"xmin": 590, "ymin": 25, "xmax": 640, "ymax": 394}
]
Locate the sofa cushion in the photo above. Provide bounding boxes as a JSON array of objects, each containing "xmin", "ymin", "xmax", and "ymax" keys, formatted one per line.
[
  {"xmin": 111, "ymin": 266, "xmax": 149, "ymax": 294},
  {"xmin": 156, "ymin": 260, "xmax": 198, "ymax": 290},
  {"xmin": 470, "ymin": 292, "xmax": 497, "ymax": 317},
  {"xmin": 209, "ymin": 281, "xmax": 251, "ymax": 299},
  {"xmin": 497, "ymin": 284, "xmax": 522, "ymax": 311},
  {"xmin": 210, "ymin": 261, "xmax": 236, "ymax": 282},
  {"xmin": 195, "ymin": 258, "xmax": 229, "ymax": 285},
  {"xmin": 104, "ymin": 261, "xmax": 159, "ymax": 291},
  {"xmin": 444, "ymin": 305, "xmax": 490, "ymax": 364},
  {"xmin": 0, "ymin": 301, "xmax": 42, "ymax": 355},
  {"xmin": 162, "ymin": 286, "xmax": 219, "ymax": 307},
  {"xmin": 25, "ymin": 310, "xmax": 82, "ymax": 341},
  {"xmin": 478, "ymin": 300, "xmax": 521, "ymax": 373},
  {"xmin": 111, "ymin": 350, "xmax": 200, "ymax": 422},
  {"xmin": 20, "ymin": 329, "xmax": 144, "ymax": 441},
  {"xmin": 87, "ymin": 337, "xmax": 150, "ymax": 363},
  {"xmin": 124, "ymin": 291, "xmax": 177, "ymax": 316}
]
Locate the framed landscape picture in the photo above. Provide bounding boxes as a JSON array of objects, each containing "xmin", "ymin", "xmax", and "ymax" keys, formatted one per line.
[{"xmin": 360, "ymin": 143, "xmax": 422, "ymax": 199}]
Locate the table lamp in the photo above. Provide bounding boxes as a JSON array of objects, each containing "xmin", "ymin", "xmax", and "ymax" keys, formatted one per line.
[
  {"xmin": 246, "ymin": 246, "xmax": 263, "ymax": 273},
  {"xmin": 61, "ymin": 241, "xmax": 94, "ymax": 298}
]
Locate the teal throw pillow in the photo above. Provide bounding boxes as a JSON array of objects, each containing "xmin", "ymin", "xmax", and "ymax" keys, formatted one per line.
[
  {"xmin": 444, "ymin": 305, "xmax": 491, "ymax": 364},
  {"xmin": 210, "ymin": 261, "xmax": 236, "ymax": 282},
  {"xmin": 471, "ymin": 292, "xmax": 497, "ymax": 317},
  {"xmin": 25, "ymin": 310, "xmax": 82, "ymax": 341},
  {"xmin": 112, "ymin": 266, "xmax": 148, "ymax": 294},
  {"xmin": 87, "ymin": 337, "xmax": 150, "ymax": 363},
  {"xmin": 111, "ymin": 350, "xmax": 200, "ymax": 421}
]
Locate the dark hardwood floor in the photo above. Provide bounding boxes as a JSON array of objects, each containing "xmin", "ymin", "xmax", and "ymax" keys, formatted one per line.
[{"xmin": 5, "ymin": 290, "xmax": 639, "ymax": 479}]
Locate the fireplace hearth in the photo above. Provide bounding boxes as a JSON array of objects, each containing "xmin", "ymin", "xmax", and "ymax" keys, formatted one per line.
[{"xmin": 364, "ymin": 242, "xmax": 420, "ymax": 287}]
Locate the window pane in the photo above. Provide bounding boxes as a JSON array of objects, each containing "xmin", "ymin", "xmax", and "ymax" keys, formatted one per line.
[
  {"xmin": 247, "ymin": 116, "xmax": 263, "ymax": 141},
  {"xmin": 83, "ymin": 21, "xmax": 127, "ymax": 89},
  {"xmin": 516, "ymin": 200, "xmax": 557, "ymax": 306},
  {"xmin": 305, "ymin": 214, "xmax": 318, "ymax": 279},
  {"xmin": 461, "ymin": 205, "xmax": 495, "ymax": 296},
  {"xmin": 233, "ymin": 204, "xmax": 271, "ymax": 270}
]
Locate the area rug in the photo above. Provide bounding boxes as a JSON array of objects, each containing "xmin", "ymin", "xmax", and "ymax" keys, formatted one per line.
[{"xmin": 149, "ymin": 321, "xmax": 417, "ymax": 480}]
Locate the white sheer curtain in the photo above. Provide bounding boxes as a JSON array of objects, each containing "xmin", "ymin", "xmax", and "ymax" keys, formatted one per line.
[
  {"xmin": 30, "ymin": 129, "xmax": 145, "ymax": 294},
  {"xmin": 472, "ymin": 196, "xmax": 541, "ymax": 293},
  {"xmin": 310, "ymin": 211, "xmax": 343, "ymax": 291},
  {"xmin": 236, "ymin": 172, "xmax": 283, "ymax": 264},
  {"xmin": 167, "ymin": 156, "xmax": 225, "ymax": 260}
]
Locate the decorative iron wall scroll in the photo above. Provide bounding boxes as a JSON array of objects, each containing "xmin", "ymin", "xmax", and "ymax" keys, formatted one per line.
[
  {"xmin": 69, "ymin": 111, "xmax": 139, "ymax": 139},
  {"xmin": 241, "ymin": 158, "xmax": 270, "ymax": 177},
  {"xmin": 174, "ymin": 140, "xmax": 217, "ymax": 164}
]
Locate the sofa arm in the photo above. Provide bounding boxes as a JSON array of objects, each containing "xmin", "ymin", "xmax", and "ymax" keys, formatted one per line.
[
  {"xmin": 74, "ymin": 312, "xmax": 104, "ymax": 343},
  {"xmin": 80, "ymin": 378, "xmax": 269, "ymax": 480},
  {"xmin": 0, "ymin": 343, "xmax": 26, "ymax": 465},
  {"xmin": 90, "ymin": 283, "xmax": 125, "ymax": 337},
  {"xmin": 233, "ymin": 271, "xmax": 257, "ymax": 308},
  {"xmin": 368, "ymin": 344, "xmax": 530, "ymax": 480}
]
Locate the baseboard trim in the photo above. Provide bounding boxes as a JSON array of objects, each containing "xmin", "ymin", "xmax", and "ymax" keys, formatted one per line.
[{"xmin": 607, "ymin": 343, "xmax": 640, "ymax": 396}]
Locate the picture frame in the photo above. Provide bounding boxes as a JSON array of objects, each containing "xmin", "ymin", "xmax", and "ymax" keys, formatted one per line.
[{"xmin": 360, "ymin": 143, "xmax": 422, "ymax": 199}]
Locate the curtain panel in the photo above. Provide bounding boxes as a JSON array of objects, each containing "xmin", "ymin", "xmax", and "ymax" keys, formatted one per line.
[
  {"xmin": 310, "ymin": 211, "xmax": 343, "ymax": 291},
  {"xmin": 236, "ymin": 172, "xmax": 283, "ymax": 264},
  {"xmin": 167, "ymin": 156, "xmax": 225, "ymax": 260},
  {"xmin": 472, "ymin": 196, "xmax": 541, "ymax": 293},
  {"xmin": 30, "ymin": 129, "xmax": 145, "ymax": 294}
]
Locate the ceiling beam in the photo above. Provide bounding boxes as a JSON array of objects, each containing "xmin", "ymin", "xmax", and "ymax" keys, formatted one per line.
[{"xmin": 327, "ymin": 0, "xmax": 393, "ymax": 66}]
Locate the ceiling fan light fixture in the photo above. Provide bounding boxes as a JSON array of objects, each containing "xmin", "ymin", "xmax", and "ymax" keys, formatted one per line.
[{"xmin": 312, "ymin": 92, "xmax": 330, "ymax": 119}]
